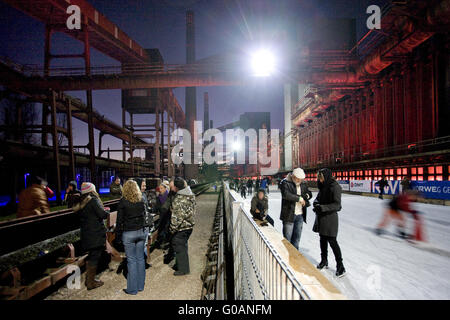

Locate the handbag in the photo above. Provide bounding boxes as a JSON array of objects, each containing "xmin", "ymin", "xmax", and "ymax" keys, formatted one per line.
[{"xmin": 312, "ymin": 215, "xmax": 319, "ymax": 233}]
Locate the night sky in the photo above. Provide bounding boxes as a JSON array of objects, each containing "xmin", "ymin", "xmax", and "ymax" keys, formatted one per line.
[{"xmin": 0, "ymin": 0, "xmax": 386, "ymax": 159}]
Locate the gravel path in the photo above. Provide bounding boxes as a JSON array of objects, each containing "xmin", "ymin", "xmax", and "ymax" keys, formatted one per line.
[{"xmin": 46, "ymin": 192, "xmax": 218, "ymax": 300}]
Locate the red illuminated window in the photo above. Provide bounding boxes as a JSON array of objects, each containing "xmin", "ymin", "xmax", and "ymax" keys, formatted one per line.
[
  {"xmin": 418, "ymin": 167, "xmax": 423, "ymax": 174},
  {"xmin": 402, "ymin": 168, "xmax": 407, "ymax": 175},
  {"xmin": 437, "ymin": 176, "xmax": 443, "ymax": 181},
  {"xmin": 436, "ymin": 166, "xmax": 443, "ymax": 174},
  {"xmin": 428, "ymin": 167, "xmax": 434, "ymax": 174},
  {"xmin": 397, "ymin": 169, "xmax": 402, "ymax": 175},
  {"xmin": 411, "ymin": 168, "xmax": 417, "ymax": 175}
]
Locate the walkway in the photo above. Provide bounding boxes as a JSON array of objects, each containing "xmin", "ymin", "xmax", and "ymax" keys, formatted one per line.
[{"xmin": 46, "ymin": 192, "xmax": 218, "ymax": 300}]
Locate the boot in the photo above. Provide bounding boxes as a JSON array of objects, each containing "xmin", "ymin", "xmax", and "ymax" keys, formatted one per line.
[
  {"xmin": 317, "ymin": 260, "xmax": 328, "ymax": 270},
  {"xmin": 397, "ymin": 229, "xmax": 410, "ymax": 240},
  {"xmin": 336, "ymin": 263, "xmax": 346, "ymax": 278},
  {"xmin": 85, "ymin": 263, "xmax": 104, "ymax": 290},
  {"xmin": 163, "ymin": 253, "xmax": 174, "ymax": 264}
]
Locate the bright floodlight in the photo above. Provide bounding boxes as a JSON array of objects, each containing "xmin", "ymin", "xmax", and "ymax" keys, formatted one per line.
[
  {"xmin": 232, "ymin": 141, "xmax": 241, "ymax": 151},
  {"xmin": 251, "ymin": 49, "xmax": 275, "ymax": 77}
]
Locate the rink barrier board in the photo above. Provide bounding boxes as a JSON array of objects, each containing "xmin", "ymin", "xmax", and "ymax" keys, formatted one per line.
[{"xmin": 331, "ymin": 180, "xmax": 450, "ymax": 201}]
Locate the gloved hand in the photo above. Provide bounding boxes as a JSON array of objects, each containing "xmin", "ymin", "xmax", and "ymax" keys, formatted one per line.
[{"xmin": 313, "ymin": 204, "xmax": 322, "ymax": 214}]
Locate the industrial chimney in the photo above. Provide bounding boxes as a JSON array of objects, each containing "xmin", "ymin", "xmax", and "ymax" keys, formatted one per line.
[
  {"xmin": 204, "ymin": 92, "xmax": 209, "ymax": 131},
  {"xmin": 185, "ymin": 10, "xmax": 198, "ymax": 179}
]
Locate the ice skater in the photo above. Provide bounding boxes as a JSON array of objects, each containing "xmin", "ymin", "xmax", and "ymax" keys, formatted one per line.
[
  {"xmin": 313, "ymin": 168, "xmax": 346, "ymax": 278},
  {"xmin": 375, "ymin": 190, "xmax": 425, "ymax": 241},
  {"xmin": 240, "ymin": 183, "xmax": 248, "ymax": 199},
  {"xmin": 375, "ymin": 176, "xmax": 388, "ymax": 199}
]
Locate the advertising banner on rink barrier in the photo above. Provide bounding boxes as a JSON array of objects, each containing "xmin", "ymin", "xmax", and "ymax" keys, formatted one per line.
[
  {"xmin": 337, "ymin": 180, "xmax": 350, "ymax": 191},
  {"xmin": 372, "ymin": 180, "xmax": 401, "ymax": 195},
  {"xmin": 410, "ymin": 181, "xmax": 450, "ymax": 200},
  {"xmin": 349, "ymin": 180, "xmax": 372, "ymax": 192}
]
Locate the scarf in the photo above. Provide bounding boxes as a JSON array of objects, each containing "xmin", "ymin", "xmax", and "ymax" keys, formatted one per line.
[{"xmin": 158, "ymin": 190, "xmax": 169, "ymax": 204}]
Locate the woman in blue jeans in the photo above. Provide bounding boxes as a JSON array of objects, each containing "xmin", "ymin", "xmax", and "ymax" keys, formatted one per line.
[{"xmin": 116, "ymin": 180, "xmax": 147, "ymax": 295}]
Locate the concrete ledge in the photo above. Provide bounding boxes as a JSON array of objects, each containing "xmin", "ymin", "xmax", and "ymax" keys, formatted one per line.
[{"xmin": 254, "ymin": 219, "xmax": 346, "ymax": 300}]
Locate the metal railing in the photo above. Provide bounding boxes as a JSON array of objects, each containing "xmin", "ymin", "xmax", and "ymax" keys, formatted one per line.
[{"xmin": 223, "ymin": 182, "xmax": 311, "ymax": 300}]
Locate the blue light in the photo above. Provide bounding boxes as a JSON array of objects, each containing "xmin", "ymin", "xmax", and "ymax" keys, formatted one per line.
[
  {"xmin": 24, "ymin": 173, "xmax": 30, "ymax": 188},
  {"xmin": 0, "ymin": 195, "xmax": 11, "ymax": 206},
  {"xmin": 99, "ymin": 187, "xmax": 109, "ymax": 194}
]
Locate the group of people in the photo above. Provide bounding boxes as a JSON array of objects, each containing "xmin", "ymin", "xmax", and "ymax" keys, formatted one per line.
[
  {"xmin": 278, "ymin": 167, "xmax": 346, "ymax": 278},
  {"xmin": 238, "ymin": 167, "xmax": 346, "ymax": 278},
  {"xmin": 16, "ymin": 175, "xmax": 87, "ymax": 219},
  {"xmin": 231, "ymin": 177, "xmax": 272, "ymax": 200},
  {"xmin": 72, "ymin": 176, "xmax": 196, "ymax": 295},
  {"xmin": 240, "ymin": 167, "xmax": 426, "ymax": 279}
]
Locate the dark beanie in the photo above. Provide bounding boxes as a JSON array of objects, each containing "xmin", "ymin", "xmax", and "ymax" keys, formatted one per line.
[
  {"xmin": 174, "ymin": 177, "xmax": 186, "ymax": 190},
  {"xmin": 30, "ymin": 175, "xmax": 44, "ymax": 186}
]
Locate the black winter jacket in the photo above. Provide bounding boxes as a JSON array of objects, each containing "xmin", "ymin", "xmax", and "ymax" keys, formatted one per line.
[
  {"xmin": 279, "ymin": 173, "xmax": 312, "ymax": 223},
  {"xmin": 250, "ymin": 195, "xmax": 268, "ymax": 220},
  {"xmin": 116, "ymin": 198, "xmax": 146, "ymax": 232},
  {"xmin": 74, "ymin": 195, "xmax": 109, "ymax": 251},
  {"xmin": 313, "ymin": 168, "xmax": 342, "ymax": 237}
]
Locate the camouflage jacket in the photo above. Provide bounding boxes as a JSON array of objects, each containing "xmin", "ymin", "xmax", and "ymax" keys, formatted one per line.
[{"xmin": 170, "ymin": 186, "xmax": 196, "ymax": 233}]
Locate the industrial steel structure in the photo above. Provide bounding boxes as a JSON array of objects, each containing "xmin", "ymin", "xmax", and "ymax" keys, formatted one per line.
[
  {"xmin": 287, "ymin": 0, "xmax": 450, "ymax": 182},
  {"xmin": 0, "ymin": 0, "xmax": 186, "ymax": 203}
]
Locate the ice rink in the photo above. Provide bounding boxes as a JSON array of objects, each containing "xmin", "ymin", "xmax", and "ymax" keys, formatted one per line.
[{"xmin": 234, "ymin": 186, "xmax": 450, "ymax": 299}]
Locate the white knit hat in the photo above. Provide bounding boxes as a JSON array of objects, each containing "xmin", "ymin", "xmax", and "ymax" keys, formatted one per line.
[
  {"xmin": 161, "ymin": 180, "xmax": 170, "ymax": 190},
  {"xmin": 292, "ymin": 168, "xmax": 306, "ymax": 179}
]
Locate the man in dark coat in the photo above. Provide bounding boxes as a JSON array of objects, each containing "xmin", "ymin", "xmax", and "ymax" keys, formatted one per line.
[
  {"xmin": 110, "ymin": 176, "xmax": 123, "ymax": 197},
  {"xmin": 313, "ymin": 168, "xmax": 346, "ymax": 278},
  {"xmin": 279, "ymin": 168, "xmax": 312, "ymax": 250},
  {"xmin": 73, "ymin": 182, "xmax": 110, "ymax": 290},
  {"xmin": 250, "ymin": 189, "xmax": 274, "ymax": 226}
]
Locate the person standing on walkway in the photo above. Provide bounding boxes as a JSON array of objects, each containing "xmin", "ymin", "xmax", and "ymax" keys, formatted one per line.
[
  {"xmin": 116, "ymin": 180, "xmax": 147, "ymax": 295},
  {"xmin": 110, "ymin": 176, "xmax": 123, "ymax": 198},
  {"xmin": 64, "ymin": 180, "xmax": 81, "ymax": 208},
  {"xmin": 313, "ymin": 168, "xmax": 346, "ymax": 278},
  {"xmin": 155, "ymin": 180, "xmax": 172, "ymax": 250},
  {"xmin": 279, "ymin": 168, "xmax": 312, "ymax": 250},
  {"xmin": 73, "ymin": 182, "xmax": 110, "ymax": 290},
  {"xmin": 135, "ymin": 178, "xmax": 153, "ymax": 269},
  {"xmin": 170, "ymin": 177, "xmax": 196, "ymax": 276}
]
